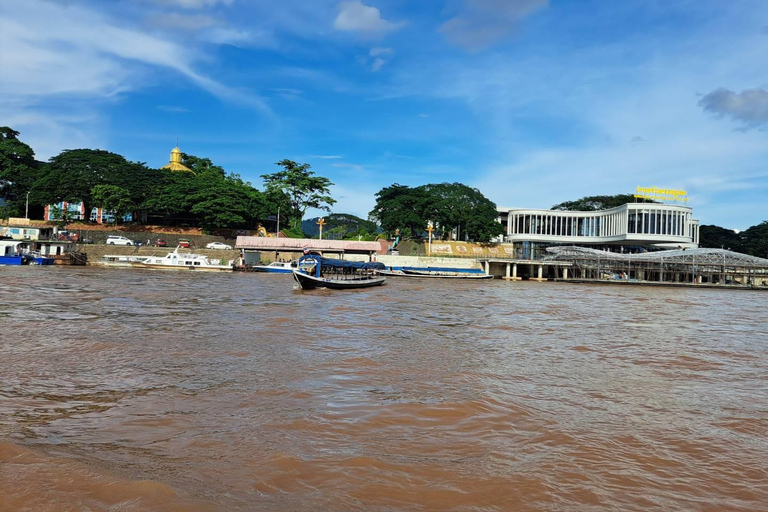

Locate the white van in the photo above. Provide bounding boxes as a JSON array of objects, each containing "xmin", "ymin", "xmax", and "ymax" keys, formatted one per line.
[{"xmin": 106, "ymin": 235, "xmax": 133, "ymax": 246}]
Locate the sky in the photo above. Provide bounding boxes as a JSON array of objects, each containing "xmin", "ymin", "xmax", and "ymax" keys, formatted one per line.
[{"xmin": 2, "ymin": 0, "xmax": 767, "ymax": 230}]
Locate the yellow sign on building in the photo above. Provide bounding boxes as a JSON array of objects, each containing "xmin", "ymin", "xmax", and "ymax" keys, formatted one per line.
[{"xmin": 634, "ymin": 186, "xmax": 688, "ymax": 203}]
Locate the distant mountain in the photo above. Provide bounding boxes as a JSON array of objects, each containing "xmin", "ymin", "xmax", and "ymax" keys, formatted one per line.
[{"xmin": 302, "ymin": 214, "xmax": 379, "ymax": 239}]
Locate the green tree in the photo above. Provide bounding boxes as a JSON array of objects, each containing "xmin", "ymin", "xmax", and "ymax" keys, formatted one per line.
[
  {"xmin": 91, "ymin": 184, "xmax": 134, "ymax": 224},
  {"xmin": 261, "ymin": 160, "xmax": 336, "ymax": 231},
  {"xmin": 35, "ymin": 149, "xmax": 154, "ymax": 220},
  {"xmin": 369, "ymin": 184, "xmax": 429, "ymax": 238},
  {"xmin": 551, "ymin": 194, "xmax": 642, "ymax": 211},
  {"xmin": 370, "ymin": 183, "xmax": 503, "ymax": 242},
  {"xmin": 0, "ymin": 127, "xmax": 42, "ymax": 217}
]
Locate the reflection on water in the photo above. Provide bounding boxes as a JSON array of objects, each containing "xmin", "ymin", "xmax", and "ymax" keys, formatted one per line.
[{"xmin": 1, "ymin": 266, "xmax": 767, "ymax": 511}]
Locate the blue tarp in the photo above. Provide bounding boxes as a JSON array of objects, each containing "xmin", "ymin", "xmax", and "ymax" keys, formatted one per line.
[{"xmin": 299, "ymin": 255, "xmax": 385, "ymax": 271}]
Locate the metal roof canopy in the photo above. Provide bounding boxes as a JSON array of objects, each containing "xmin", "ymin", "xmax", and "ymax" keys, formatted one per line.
[
  {"xmin": 545, "ymin": 246, "xmax": 768, "ymax": 268},
  {"xmin": 236, "ymin": 236, "xmax": 381, "ymax": 254}
]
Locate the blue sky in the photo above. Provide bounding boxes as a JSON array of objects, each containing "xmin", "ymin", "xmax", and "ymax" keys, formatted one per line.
[{"xmin": 2, "ymin": 0, "xmax": 767, "ymax": 230}]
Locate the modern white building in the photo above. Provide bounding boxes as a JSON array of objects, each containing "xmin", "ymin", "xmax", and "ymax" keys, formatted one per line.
[{"xmin": 497, "ymin": 203, "xmax": 699, "ymax": 257}]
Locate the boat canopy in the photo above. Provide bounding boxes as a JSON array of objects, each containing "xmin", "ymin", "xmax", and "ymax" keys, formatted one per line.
[{"xmin": 299, "ymin": 254, "xmax": 385, "ymax": 271}]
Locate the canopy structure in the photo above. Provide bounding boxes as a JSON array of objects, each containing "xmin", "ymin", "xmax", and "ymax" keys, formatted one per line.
[
  {"xmin": 236, "ymin": 236, "xmax": 382, "ymax": 255},
  {"xmin": 543, "ymin": 246, "xmax": 768, "ymax": 285},
  {"xmin": 300, "ymin": 254, "xmax": 385, "ymax": 271},
  {"xmin": 545, "ymin": 246, "xmax": 768, "ymax": 267}
]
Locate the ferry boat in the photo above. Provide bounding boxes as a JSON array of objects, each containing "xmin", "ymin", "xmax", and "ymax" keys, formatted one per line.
[
  {"xmin": 137, "ymin": 247, "xmax": 233, "ymax": 272},
  {"xmin": 293, "ymin": 254, "xmax": 386, "ymax": 290}
]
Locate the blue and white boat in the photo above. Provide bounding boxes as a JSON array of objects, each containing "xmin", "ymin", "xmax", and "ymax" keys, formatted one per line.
[
  {"xmin": 379, "ymin": 266, "xmax": 493, "ymax": 279},
  {"xmin": 250, "ymin": 261, "xmax": 297, "ymax": 274},
  {"xmin": 0, "ymin": 240, "xmax": 31, "ymax": 265},
  {"xmin": 293, "ymin": 254, "xmax": 386, "ymax": 290}
]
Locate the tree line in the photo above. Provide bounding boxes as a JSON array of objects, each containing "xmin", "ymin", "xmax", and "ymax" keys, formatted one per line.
[
  {"xmin": 1, "ymin": 126, "xmax": 505, "ymax": 242},
  {"xmin": 0, "ymin": 127, "xmax": 335, "ymax": 234}
]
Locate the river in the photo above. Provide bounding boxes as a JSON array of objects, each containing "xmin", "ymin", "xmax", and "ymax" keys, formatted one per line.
[{"xmin": 1, "ymin": 266, "xmax": 767, "ymax": 511}]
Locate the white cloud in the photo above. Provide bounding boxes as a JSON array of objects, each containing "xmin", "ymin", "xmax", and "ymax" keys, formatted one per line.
[
  {"xmin": 0, "ymin": 0, "xmax": 267, "ymax": 109},
  {"xmin": 371, "ymin": 58, "xmax": 387, "ymax": 72},
  {"xmin": 334, "ymin": 1, "xmax": 404, "ymax": 35},
  {"xmin": 370, "ymin": 46, "xmax": 394, "ymax": 57}
]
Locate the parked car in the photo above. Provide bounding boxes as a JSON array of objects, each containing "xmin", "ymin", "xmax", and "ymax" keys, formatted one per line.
[
  {"xmin": 106, "ymin": 235, "xmax": 133, "ymax": 246},
  {"xmin": 206, "ymin": 242, "xmax": 233, "ymax": 250},
  {"xmin": 178, "ymin": 239, "xmax": 193, "ymax": 248},
  {"xmin": 132, "ymin": 240, "xmax": 144, "ymax": 247},
  {"xmin": 155, "ymin": 238, "xmax": 168, "ymax": 247}
]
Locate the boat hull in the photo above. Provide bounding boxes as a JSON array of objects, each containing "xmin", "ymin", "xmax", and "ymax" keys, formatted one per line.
[
  {"xmin": 250, "ymin": 266, "xmax": 294, "ymax": 274},
  {"xmin": 293, "ymin": 270, "xmax": 386, "ymax": 290},
  {"xmin": 380, "ymin": 269, "xmax": 493, "ymax": 279},
  {"xmin": 0, "ymin": 255, "xmax": 27, "ymax": 265},
  {"xmin": 137, "ymin": 263, "xmax": 232, "ymax": 272}
]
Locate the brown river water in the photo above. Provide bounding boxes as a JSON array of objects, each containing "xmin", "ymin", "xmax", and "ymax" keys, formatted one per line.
[{"xmin": 1, "ymin": 266, "xmax": 767, "ymax": 511}]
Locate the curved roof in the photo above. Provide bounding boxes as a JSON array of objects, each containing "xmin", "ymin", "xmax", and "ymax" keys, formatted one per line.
[
  {"xmin": 545, "ymin": 246, "xmax": 768, "ymax": 268},
  {"xmin": 236, "ymin": 236, "xmax": 382, "ymax": 254}
]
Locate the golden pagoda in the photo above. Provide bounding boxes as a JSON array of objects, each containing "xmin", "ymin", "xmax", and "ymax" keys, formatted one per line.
[{"xmin": 161, "ymin": 147, "xmax": 194, "ymax": 173}]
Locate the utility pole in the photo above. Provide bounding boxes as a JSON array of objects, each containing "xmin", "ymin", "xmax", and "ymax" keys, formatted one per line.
[
  {"xmin": 25, "ymin": 191, "xmax": 30, "ymax": 219},
  {"xmin": 276, "ymin": 207, "xmax": 280, "ymax": 237},
  {"xmin": 427, "ymin": 222, "xmax": 434, "ymax": 256}
]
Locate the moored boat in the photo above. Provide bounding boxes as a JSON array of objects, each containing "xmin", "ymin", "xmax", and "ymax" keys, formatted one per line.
[
  {"xmin": 0, "ymin": 240, "xmax": 32, "ymax": 265},
  {"xmin": 293, "ymin": 254, "xmax": 386, "ymax": 290},
  {"xmin": 99, "ymin": 255, "xmax": 150, "ymax": 267},
  {"xmin": 379, "ymin": 266, "xmax": 493, "ymax": 279},
  {"xmin": 250, "ymin": 261, "xmax": 297, "ymax": 274},
  {"xmin": 137, "ymin": 246, "xmax": 233, "ymax": 271}
]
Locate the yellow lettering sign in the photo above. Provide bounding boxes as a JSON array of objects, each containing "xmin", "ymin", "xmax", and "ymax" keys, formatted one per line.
[{"xmin": 634, "ymin": 186, "xmax": 689, "ymax": 203}]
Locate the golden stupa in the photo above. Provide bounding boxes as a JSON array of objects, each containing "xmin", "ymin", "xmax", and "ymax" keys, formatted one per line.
[{"xmin": 161, "ymin": 147, "xmax": 194, "ymax": 173}]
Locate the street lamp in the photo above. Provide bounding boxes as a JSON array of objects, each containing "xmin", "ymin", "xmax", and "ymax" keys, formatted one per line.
[
  {"xmin": 317, "ymin": 218, "xmax": 326, "ymax": 240},
  {"xmin": 25, "ymin": 191, "xmax": 30, "ymax": 219}
]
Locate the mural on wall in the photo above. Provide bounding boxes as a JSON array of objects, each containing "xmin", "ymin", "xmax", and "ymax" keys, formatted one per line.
[{"xmin": 421, "ymin": 241, "xmax": 517, "ymax": 257}]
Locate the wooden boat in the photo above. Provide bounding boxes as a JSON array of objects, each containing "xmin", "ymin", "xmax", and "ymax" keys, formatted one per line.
[
  {"xmin": 137, "ymin": 246, "xmax": 233, "ymax": 272},
  {"xmin": 379, "ymin": 266, "xmax": 493, "ymax": 279},
  {"xmin": 292, "ymin": 254, "xmax": 386, "ymax": 290}
]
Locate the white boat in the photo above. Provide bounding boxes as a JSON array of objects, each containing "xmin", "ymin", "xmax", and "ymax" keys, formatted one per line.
[
  {"xmin": 137, "ymin": 247, "xmax": 233, "ymax": 272},
  {"xmin": 99, "ymin": 255, "xmax": 149, "ymax": 267},
  {"xmin": 249, "ymin": 261, "xmax": 297, "ymax": 273}
]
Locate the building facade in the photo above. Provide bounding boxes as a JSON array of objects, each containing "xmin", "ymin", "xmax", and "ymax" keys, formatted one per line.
[{"xmin": 497, "ymin": 203, "xmax": 699, "ymax": 257}]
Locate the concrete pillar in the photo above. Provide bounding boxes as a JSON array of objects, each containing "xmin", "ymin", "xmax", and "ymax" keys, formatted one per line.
[
  {"xmin": 538, "ymin": 265, "xmax": 543, "ymax": 280},
  {"xmin": 512, "ymin": 263, "xmax": 518, "ymax": 279},
  {"xmin": 485, "ymin": 261, "xmax": 490, "ymax": 275},
  {"xmin": 505, "ymin": 263, "xmax": 510, "ymax": 279},
  {"xmin": 563, "ymin": 268, "xmax": 568, "ymax": 279}
]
